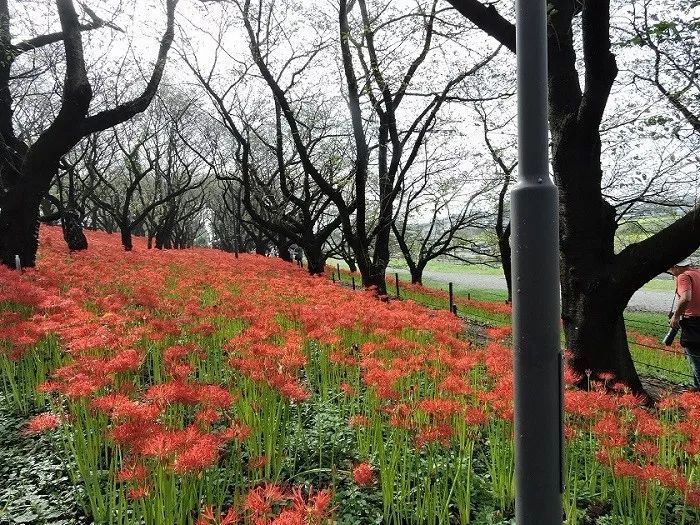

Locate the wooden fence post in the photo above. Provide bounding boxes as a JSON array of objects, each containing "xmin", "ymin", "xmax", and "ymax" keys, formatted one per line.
[{"xmin": 449, "ymin": 282, "xmax": 454, "ymax": 314}]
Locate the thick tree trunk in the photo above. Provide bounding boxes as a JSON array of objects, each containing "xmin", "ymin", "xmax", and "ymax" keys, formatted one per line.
[
  {"xmin": 498, "ymin": 222, "xmax": 512, "ymax": 302},
  {"xmin": 155, "ymin": 227, "xmax": 173, "ymax": 249},
  {"xmin": 554, "ymin": 127, "xmax": 645, "ymax": 394},
  {"xmin": 563, "ymin": 286, "xmax": 643, "ymax": 393},
  {"xmin": 276, "ymin": 236, "xmax": 292, "ymax": 262},
  {"xmin": 305, "ymin": 246, "xmax": 327, "ymax": 275},
  {"xmin": 346, "ymin": 256, "xmax": 357, "ymax": 273},
  {"xmin": 410, "ymin": 263, "xmax": 424, "ymax": 285},
  {"xmin": 0, "ymin": 162, "xmax": 56, "ymax": 267},
  {"xmin": 120, "ymin": 226, "xmax": 133, "ymax": 251},
  {"xmin": 61, "ymin": 207, "xmax": 88, "ymax": 251},
  {"xmin": 355, "ymin": 257, "xmax": 388, "ymax": 295}
]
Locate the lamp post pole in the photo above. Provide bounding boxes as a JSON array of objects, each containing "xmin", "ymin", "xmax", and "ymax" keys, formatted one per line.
[{"xmin": 511, "ymin": 0, "xmax": 563, "ymax": 524}]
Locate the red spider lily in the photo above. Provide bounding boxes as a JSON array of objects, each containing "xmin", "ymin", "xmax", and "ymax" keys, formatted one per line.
[
  {"xmin": 245, "ymin": 483, "xmax": 286, "ymax": 516},
  {"xmin": 6, "ymin": 225, "xmax": 700, "ymax": 521},
  {"xmin": 464, "ymin": 406, "xmax": 487, "ymax": 427},
  {"xmin": 348, "ymin": 415, "xmax": 370, "ymax": 428},
  {"xmin": 172, "ymin": 434, "xmax": 222, "ymax": 473},
  {"xmin": 195, "ymin": 408, "xmax": 222, "ymax": 426},
  {"xmin": 219, "ymin": 420, "xmax": 252, "ymax": 442},
  {"xmin": 23, "ymin": 412, "xmax": 61, "ymax": 434},
  {"xmin": 416, "ymin": 398, "xmax": 463, "ymax": 420},
  {"xmin": 438, "ymin": 374, "xmax": 471, "ymax": 396},
  {"xmin": 249, "ymin": 455, "xmax": 269, "ymax": 470},
  {"xmin": 485, "ymin": 326, "xmax": 511, "ymax": 341},
  {"xmin": 339, "ymin": 382, "xmax": 355, "ymax": 396},
  {"xmin": 126, "ymin": 484, "xmax": 151, "ymax": 500},
  {"xmin": 197, "ymin": 506, "xmax": 217, "ymax": 525},
  {"xmin": 415, "ymin": 423, "xmax": 454, "ymax": 449},
  {"xmin": 116, "ymin": 461, "xmax": 150, "ymax": 483},
  {"xmin": 290, "ymin": 486, "xmax": 334, "ymax": 523},
  {"xmin": 352, "ymin": 463, "xmax": 375, "ymax": 487},
  {"xmin": 634, "ymin": 440, "xmax": 659, "ymax": 458}
]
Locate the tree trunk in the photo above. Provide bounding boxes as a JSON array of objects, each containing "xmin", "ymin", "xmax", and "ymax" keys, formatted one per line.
[
  {"xmin": 306, "ymin": 247, "xmax": 327, "ymax": 275},
  {"xmin": 410, "ymin": 263, "xmax": 424, "ymax": 285},
  {"xmin": 346, "ymin": 256, "xmax": 357, "ymax": 273},
  {"xmin": 276, "ymin": 236, "xmax": 292, "ymax": 262},
  {"xmin": 61, "ymin": 207, "xmax": 88, "ymax": 251},
  {"xmin": 254, "ymin": 237, "xmax": 267, "ymax": 255},
  {"xmin": 554, "ymin": 126, "xmax": 645, "ymax": 393},
  {"xmin": 357, "ymin": 259, "xmax": 387, "ymax": 295},
  {"xmin": 0, "ymin": 162, "xmax": 56, "ymax": 267},
  {"xmin": 155, "ymin": 227, "xmax": 173, "ymax": 249},
  {"xmin": 563, "ymin": 284, "xmax": 643, "ymax": 392},
  {"xmin": 120, "ymin": 226, "xmax": 133, "ymax": 251},
  {"xmin": 498, "ymin": 222, "xmax": 512, "ymax": 302}
]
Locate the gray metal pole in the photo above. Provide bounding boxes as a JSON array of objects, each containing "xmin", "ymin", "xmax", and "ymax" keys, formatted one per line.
[{"xmin": 512, "ymin": 0, "xmax": 563, "ymax": 523}]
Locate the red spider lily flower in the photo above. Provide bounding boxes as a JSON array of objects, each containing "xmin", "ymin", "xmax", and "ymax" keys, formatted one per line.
[
  {"xmin": 290, "ymin": 486, "xmax": 334, "ymax": 522},
  {"xmin": 195, "ymin": 408, "xmax": 222, "ymax": 426},
  {"xmin": 485, "ymin": 326, "xmax": 511, "ymax": 341},
  {"xmin": 104, "ymin": 349, "xmax": 142, "ymax": 374},
  {"xmin": 220, "ymin": 420, "xmax": 252, "ymax": 442},
  {"xmin": 278, "ymin": 380, "xmax": 311, "ymax": 403},
  {"xmin": 197, "ymin": 384, "xmax": 235, "ymax": 409},
  {"xmin": 415, "ymin": 423, "xmax": 454, "ymax": 448},
  {"xmin": 169, "ymin": 363, "xmax": 194, "ymax": 380},
  {"xmin": 270, "ymin": 509, "xmax": 304, "ymax": 525},
  {"xmin": 686, "ymin": 490, "xmax": 700, "ymax": 507},
  {"xmin": 631, "ymin": 408, "xmax": 664, "ymax": 438},
  {"xmin": 249, "ymin": 455, "xmax": 269, "ymax": 470},
  {"xmin": 219, "ymin": 508, "xmax": 238, "ymax": 525},
  {"xmin": 197, "ymin": 505, "xmax": 217, "ymax": 525},
  {"xmin": 634, "ymin": 441, "xmax": 659, "ymax": 458},
  {"xmin": 613, "ymin": 460, "xmax": 642, "ymax": 478},
  {"xmin": 352, "ymin": 462, "xmax": 375, "ymax": 487},
  {"xmin": 116, "ymin": 461, "xmax": 149, "ymax": 483},
  {"xmin": 439, "ymin": 374, "xmax": 471, "ymax": 396},
  {"xmin": 464, "ymin": 407, "xmax": 487, "ymax": 427},
  {"xmin": 172, "ymin": 434, "xmax": 222, "ymax": 473},
  {"xmin": 339, "ymin": 382, "xmax": 355, "ymax": 396},
  {"xmin": 126, "ymin": 484, "xmax": 151, "ymax": 500},
  {"xmin": 417, "ymin": 398, "xmax": 462, "ymax": 420},
  {"xmin": 23, "ymin": 413, "xmax": 60, "ymax": 434},
  {"xmin": 348, "ymin": 415, "xmax": 370, "ymax": 428},
  {"xmin": 245, "ymin": 483, "xmax": 286, "ymax": 516},
  {"xmin": 384, "ymin": 403, "xmax": 413, "ymax": 429}
]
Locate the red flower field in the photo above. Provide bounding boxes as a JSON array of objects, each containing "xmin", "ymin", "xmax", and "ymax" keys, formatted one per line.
[{"xmin": 0, "ymin": 227, "xmax": 698, "ymax": 525}]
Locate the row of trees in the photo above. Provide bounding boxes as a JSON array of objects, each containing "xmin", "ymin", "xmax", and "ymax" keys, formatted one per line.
[{"xmin": 0, "ymin": 0, "xmax": 698, "ymax": 396}]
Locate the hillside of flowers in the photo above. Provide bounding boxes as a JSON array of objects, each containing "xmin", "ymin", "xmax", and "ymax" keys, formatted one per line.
[{"xmin": 0, "ymin": 227, "xmax": 699, "ymax": 525}]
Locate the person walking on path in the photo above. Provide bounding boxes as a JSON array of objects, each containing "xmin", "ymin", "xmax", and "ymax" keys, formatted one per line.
[{"xmin": 670, "ymin": 259, "xmax": 700, "ymax": 390}]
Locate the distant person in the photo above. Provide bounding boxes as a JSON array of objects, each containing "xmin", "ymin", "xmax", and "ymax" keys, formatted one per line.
[{"xmin": 669, "ymin": 258, "xmax": 700, "ymax": 390}]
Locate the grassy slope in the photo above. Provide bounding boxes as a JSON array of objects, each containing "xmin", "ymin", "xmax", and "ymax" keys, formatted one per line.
[{"xmin": 328, "ymin": 260, "xmax": 691, "ymax": 385}]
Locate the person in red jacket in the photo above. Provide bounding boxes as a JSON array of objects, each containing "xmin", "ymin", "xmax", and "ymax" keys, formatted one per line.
[{"xmin": 670, "ymin": 259, "xmax": 700, "ymax": 390}]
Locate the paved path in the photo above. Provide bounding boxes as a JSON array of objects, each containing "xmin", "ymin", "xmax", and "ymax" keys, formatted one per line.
[{"xmin": 390, "ymin": 268, "xmax": 673, "ymax": 312}]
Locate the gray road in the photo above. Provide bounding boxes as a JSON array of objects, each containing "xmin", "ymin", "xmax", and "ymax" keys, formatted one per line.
[{"xmin": 391, "ymin": 268, "xmax": 673, "ymax": 312}]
